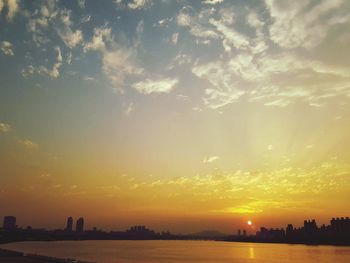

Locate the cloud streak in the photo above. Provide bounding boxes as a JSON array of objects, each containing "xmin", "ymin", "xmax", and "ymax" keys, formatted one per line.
[
  {"xmin": 0, "ymin": 122, "xmax": 12, "ymax": 132},
  {"xmin": 132, "ymin": 77, "xmax": 178, "ymax": 94}
]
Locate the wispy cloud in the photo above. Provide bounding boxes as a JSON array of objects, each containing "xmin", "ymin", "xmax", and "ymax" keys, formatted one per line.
[
  {"xmin": 18, "ymin": 139, "xmax": 39, "ymax": 149},
  {"xmin": 128, "ymin": 0, "xmax": 152, "ymax": 10},
  {"xmin": 202, "ymin": 0, "xmax": 224, "ymax": 5},
  {"xmin": 84, "ymin": 26, "xmax": 144, "ymax": 93},
  {"xmin": 265, "ymin": 0, "xmax": 349, "ymax": 49},
  {"xmin": 0, "ymin": 122, "xmax": 12, "ymax": 133},
  {"xmin": 115, "ymin": 0, "xmax": 153, "ymax": 10},
  {"xmin": 132, "ymin": 77, "xmax": 178, "ymax": 94},
  {"xmin": 203, "ymin": 156, "xmax": 220, "ymax": 163},
  {"xmin": 22, "ymin": 46, "xmax": 63, "ymax": 78}
]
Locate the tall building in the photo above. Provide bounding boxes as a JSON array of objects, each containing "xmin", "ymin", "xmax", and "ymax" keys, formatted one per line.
[
  {"xmin": 286, "ymin": 224, "xmax": 294, "ymax": 238},
  {"xmin": 76, "ymin": 217, "xmax": 84, "ymax": 233},
  {"xmin": 66, "ymin": 217, "xmax": 73, "ymax": 232},
  {"xmin": 3, "ymin": 216, "xmax": 17, "ymax": 230},
  {"xmin": 304, "ymin": 219, "xmax": 318, "ymax": 235}
]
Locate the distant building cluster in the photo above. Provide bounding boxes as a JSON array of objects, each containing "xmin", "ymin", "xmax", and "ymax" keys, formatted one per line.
[
  {"xmin": 1, "ymin": 215, "xmax": 350, "ymax": 245},
  {"xmin": 125, "ymin": 225, "xmax": 156, "ymax": 238},
  {"xmin": 0, "ymin": 215, "xmax": 175, "ymax": 243},
  {"xmin": 127, "ymin": 225, "xmax": 154, "ymax": 234},
  {"xmin": 256, "ymin": 217, "xmax": 350, "ymax": 244}
]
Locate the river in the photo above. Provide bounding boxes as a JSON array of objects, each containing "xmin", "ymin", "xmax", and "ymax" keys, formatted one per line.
[{"xmin": 2, "ymin": 240, "xmax": 350, "ymax": 263}]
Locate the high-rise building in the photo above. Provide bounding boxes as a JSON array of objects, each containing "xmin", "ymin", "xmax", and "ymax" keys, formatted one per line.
[
  {"xmin": 66, "ymin": 217, "xmax": 73, "ymax": 232},
  {"xmin": 3, "ymin": 216, "xmax": 17, "ymax": 230},
  {"xmin": 76, "ymin": 217, "xmax": 84, "ymax": 233}
]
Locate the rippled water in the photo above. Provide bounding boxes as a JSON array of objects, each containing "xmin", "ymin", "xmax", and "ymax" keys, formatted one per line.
[{"xmin": 2, "ymin": 240, "xmax": 350, "ymax": 263}]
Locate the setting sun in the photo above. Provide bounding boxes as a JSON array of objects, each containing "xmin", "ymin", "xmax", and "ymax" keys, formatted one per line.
[{"xmin": 247, "ymin": 221, "xmax": 253, "ymax": 226}]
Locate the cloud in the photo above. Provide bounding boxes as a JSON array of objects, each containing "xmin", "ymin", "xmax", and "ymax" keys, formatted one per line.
[
  {"xmin": 193, "ymin": 42, "xmax": 350, "ymax": 109},
  {"xmin": 58, "ymin": 29, "xmax": 83, "ymax": 48},
  {"xmin": 192, "ymin": 60, "xmax": 244, "ymax": 109},
  {"xmin": 25, "ymin": 1, "xmax": 84, "ymax": 50},
  {"xmin": 109, "ymin": 157, "xmax": 350, "ymax": 214},
  {"xmin": 203, "ymin": 156, "xmax": 220, "ymax": 163},
  {"xmin": 77, "ymin": 0, "xmax": 85, "ymax": 9},
  {"xmin": 21, "ymin": 65, "xmax": 35, "ymax": 78},
  {"xmin": 125, "ymin": 102, "xmax": 135, "ymax": 115},
  {"xmin": 265, "ymin": 0, "xmax": 349, "ymax": 49},
  {"xmin": 154, "ymin": 17, "xmax": 173, "ymax": 28},
  {"xmin": 209, "ymin": 18, "xmax": 249, "ymax": 50},
  {"xmin": 0, "ymin": 41, "xmax": 14, "ymax": 56},
  {"xmin": 171, "ymin": 32, "xmax": 179, "ymax": 45},
  {"xmin": 51, "ymin": 46, "xmax": 63, "ymax": 78},
  {"xmin": 84, "ymin": 26, "xmax": 145, "ymax": 93},
  {"xmin": 177, "ymin": 6, "xmax": 219, "ymax": 40},
  {"xmin": 167, "ymin": 52, "xmax": 192, "ymax": 70},
  {"xmin": 18, "ymin": 139, "xmax": 39, "ymax": 149},
  {"xmin": 0, "ymin": 122, "xmax": 12, "ymax": 132},
  {"xmin": 246, "ymin": 11, "xmax": 264, "ymax": 28},
  {"xmin": 102, "ymin": 49, "xmax": 144, "ymax": 93},
  {"xmin": 84, "ymin": 27, "xmax": 112, "ymax": 52},
  {"xmin": 0, "ymin": 0, "xmax": 19, "ymax": 21},
  {"xmin": 132, "ymin": 77, "xmax": 178, "ymax": 94},
  {"xmin": 177, "ymin": 7, "xmax": 192, "ymax": 27},
  {"xmin": 202, "ymin": 0, "xmax": 224, "ymax": 5},
  {"xmin": 55, "ymin": 8, "xmax": 84, "ymax": 49},
  {"xmin": 6, "ymin": 0, "xmax": 18, "ymax": 20},
  {"xmin": 127, "ymin": 0, "xmax": 152, "ymax": 10},
  {"xmin": 21, "ymin": 46, "xmax": 63, "ymax": 78},
  {"xmin": 83, "ymin": 76, "xmax": 95, "ymax": 81}
]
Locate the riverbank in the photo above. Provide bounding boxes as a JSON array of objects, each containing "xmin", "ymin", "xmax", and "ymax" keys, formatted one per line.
[{"xmin": 0, "ymin": 248, "xmax": 93, "ymax": 263}]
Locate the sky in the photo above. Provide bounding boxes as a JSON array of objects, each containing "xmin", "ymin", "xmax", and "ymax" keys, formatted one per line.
[{"xmin": 0, "ymin": 0, "xmax": 350, "ymax": 234}]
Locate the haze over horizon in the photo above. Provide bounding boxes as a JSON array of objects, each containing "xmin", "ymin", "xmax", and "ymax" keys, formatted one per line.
[{"xmin": 1, "ymin": 0, "xmax": 350, "ymax": 234}]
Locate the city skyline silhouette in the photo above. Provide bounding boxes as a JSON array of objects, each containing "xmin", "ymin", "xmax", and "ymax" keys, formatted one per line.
[{"xmin": 2, "ymin": 214, "xmax": 350, "ymax": 246}]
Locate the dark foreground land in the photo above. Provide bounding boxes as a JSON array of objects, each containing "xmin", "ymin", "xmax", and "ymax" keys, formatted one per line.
[{"xmin": 0, "ymin": 248, "xmax": 92, "ymax": 263}]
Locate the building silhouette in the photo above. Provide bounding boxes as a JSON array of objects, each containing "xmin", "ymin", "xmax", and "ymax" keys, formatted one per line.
[
  {"xmin": 256, "ymin": 217, "xmax": 350, "ymax": 244},
  {"xmin": 331, "ymin": 217, "xmax": 350, "ymax": 235},
  {"xmin": 65, "ymin": 217, "xmax": 73, "ymax": 232},
  {"xmin": 3, "ymin": 216, "xmax": 17, "ymax": 230},
  {"xmin": 303, "ymin": 219, "xmax": 317, "ymax": 236},
  {"xmin": 1, "ymin": 215, "xmax": 349, "ymax": 245},
  {"xmin": 76, "ymin": 217, "xmax": 84, "ymax": 233},
  {"xmin": 126, "ymin": 225, "xmax": 156, "ymax": 238}
]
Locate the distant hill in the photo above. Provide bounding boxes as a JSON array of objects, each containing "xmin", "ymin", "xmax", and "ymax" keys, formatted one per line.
[{"xmin": 191, "ymin": 230, "xmax": 228, "ymax": 238}]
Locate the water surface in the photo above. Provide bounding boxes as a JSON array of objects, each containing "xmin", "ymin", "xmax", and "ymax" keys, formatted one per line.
[{"xmin": 2, "ymin": 240, "xmax": 350, "ymax": 263}]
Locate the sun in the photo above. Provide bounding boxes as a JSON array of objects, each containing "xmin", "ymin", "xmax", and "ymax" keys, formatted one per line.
[{"xmin": 247, "ymin": 220, "xmax": 252, "ymax": 226}]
